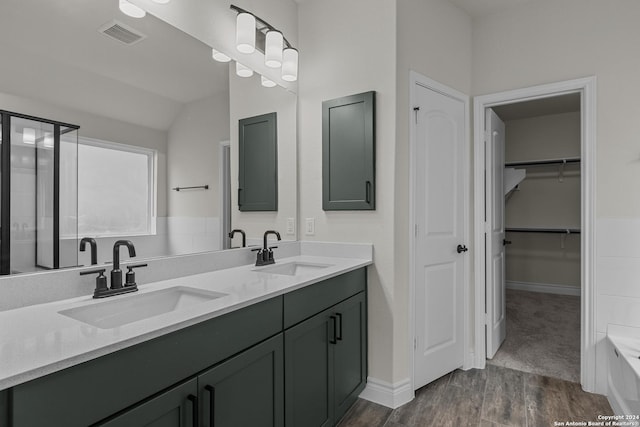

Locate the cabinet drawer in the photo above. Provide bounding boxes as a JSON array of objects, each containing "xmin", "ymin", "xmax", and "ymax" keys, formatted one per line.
[
  {"xmin": 11, "ymin": 296, "xmax": 283, "ymax": 427},
  {"xmin": 283, "ymin": 268, "xmax": 366, "ymax": 330}
]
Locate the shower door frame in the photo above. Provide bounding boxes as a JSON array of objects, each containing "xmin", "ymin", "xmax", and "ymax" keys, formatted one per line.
[{"xmin": 0, "ymin": 110, "xmax": 79, "ymax": 275}]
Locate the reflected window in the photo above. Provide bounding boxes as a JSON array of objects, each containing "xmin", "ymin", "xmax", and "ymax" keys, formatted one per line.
[{"xmin": 77, "ymin": 137, "xmax": 155, "ymax": 237}]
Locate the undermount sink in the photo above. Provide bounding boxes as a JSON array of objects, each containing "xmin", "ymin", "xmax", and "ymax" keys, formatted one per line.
[
  {"xmin": 59, "ymin": 286, "xmax": 227, "ymax": 329},
  {"xmin": 255, "ymin": 261, "xmax": 333, "ymax": 276}
]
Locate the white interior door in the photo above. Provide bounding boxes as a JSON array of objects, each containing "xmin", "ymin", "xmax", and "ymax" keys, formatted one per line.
[
  {"xmin": 413, "ymin": 81, "xmax": 467, "ymax": 389},
  {"xmin": 485, "ymin": 108, "xmax": 506, "ymax": 359}
]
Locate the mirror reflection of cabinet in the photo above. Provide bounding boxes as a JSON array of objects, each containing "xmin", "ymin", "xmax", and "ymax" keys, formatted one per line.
[{"xmin": 238, "ymin": 113, "xmax": 278, "ymax": 212}]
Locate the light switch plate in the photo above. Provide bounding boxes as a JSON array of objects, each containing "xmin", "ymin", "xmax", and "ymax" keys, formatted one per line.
[
  {"xmin": 286, "ymin": 218, "xmax": 295, "ymax": 235},
  {"xmin": 305, "ymin": 218, "xmax": 315, "ymax": 236}
]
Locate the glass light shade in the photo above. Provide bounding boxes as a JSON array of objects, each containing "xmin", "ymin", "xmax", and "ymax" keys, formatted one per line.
[
  {"xmin": 211, "ymin": 48, "xmax": 231, "ymax": 63},
  {"xmin": 151, "ymin": 0, "xmax": 171, "ymax": 3},
  {"xmin": 43, "ymin": 132, "xmax": 54, "ymax": 148},
  {"xmin": 265, "ymin": 31, "xmax": 283, "ymax": 68},
  {"xmin": 23, "ymin": 128, "xmax": 36, "ymax": 145},
  {"xmin": 236, "ymin": 62, "xmax": 253, "ymax": 78},
  {"xmin": 119, "ymin": 0, "xmax": 146, "ymax": 18},
  {"xmin": 236, "ymin": 13, "xmax": 256, "ymax": 54},
  {"xmin": 281, "ymin": 48, "xmax": 298, "ymax": 82},
  {"xmin": 261, "ymin": 76, "xmax": 276, "ymax": 88}
]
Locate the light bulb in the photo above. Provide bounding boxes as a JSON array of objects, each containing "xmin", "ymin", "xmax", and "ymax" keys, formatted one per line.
[
  {"xmin": 236, "ymin": 13, "xmax": 256, "ymax": 54},
  {"xmin": 261, "ymin": 76, "xmax": 276, "ymax": 87},
  {"xmin": 281, "ymin": 48, "xmax": 298, "ymax": 82},
  {"xmin": 236, "ymin": 62, "xmax": 253, "ymax": 78},
  {"xmin": 265, "ymin": 31, "xmax": 283, "ymax": 68},
  {"xmin": 119, "ymin": 0, "xmax": 146, "ymax": 18},
  {"xmin": 211, "ymin": 48, "xmax": 231, "ymax": 63}
]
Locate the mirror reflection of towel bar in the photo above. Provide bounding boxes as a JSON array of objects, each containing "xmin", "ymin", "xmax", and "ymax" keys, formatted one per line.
[{"xmin": 172, "ymin": 185, "xmax": 209, "ymax": 191}]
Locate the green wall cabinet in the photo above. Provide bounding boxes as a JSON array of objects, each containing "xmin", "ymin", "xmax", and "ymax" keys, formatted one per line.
[
  {"xmin": 322, "ymin": 91, "xmax": 375, "ymax": 211},
  {"xmin": 198, "ymin": 334, "xmax": 284, "ymax": 427},
  {"xmin": 98, "ymin": 379, "xmax": 198, "ymax": 427},
  {"xmin": 284, "ymin": 292, "xmax": 367, "ymax": 427},
  {"xmin": 238, "ymin": 112, "xmax": 278, "ymax": 211}
]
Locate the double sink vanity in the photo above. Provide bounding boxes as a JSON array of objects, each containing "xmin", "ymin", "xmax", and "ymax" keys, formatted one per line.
[{"xmin": 0, "ymin": 242, "xmax": 372, "ymax": 427}]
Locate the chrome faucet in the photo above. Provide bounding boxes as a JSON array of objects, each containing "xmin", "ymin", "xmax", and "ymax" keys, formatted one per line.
[
  {"xmin": 111, "ymin": 240, "xmax": 136, "ymax": 289},
  {"xmin": 79, "ymin": 237, "xmax": 98, "ymax": 265},
  {"xmin": 254, "ymin": 230, "xmax": 281, "ymax": 266}
]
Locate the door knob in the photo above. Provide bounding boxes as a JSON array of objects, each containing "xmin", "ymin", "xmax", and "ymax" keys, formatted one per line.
[{"xmin": 456, "ymin": 245, "xmax": 468, "ymax": 254}]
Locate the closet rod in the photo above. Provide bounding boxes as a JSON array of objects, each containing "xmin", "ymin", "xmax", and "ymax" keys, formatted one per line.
[
  {"xmin": 504, "ymin": 157, "xmax": 581, "ymax": 167},
  {"xmin": 505, "ymin": 227, "xmax": 581, "ymax": 234}
]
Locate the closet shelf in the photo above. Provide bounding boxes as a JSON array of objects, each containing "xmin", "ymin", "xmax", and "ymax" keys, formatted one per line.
[
  {"xmin": 505, "ymin": 227, "xmax": 580, "ymax": 234},
  {"xmin": 504, "ymin": 157, "xmax": 580, "ymax": 168}
]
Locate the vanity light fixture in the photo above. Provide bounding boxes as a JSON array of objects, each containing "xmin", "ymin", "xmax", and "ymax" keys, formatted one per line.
[
  {"xmin": 230, "ymin": 4, "xmax": 298, "ymax": 82},
  {"xmin": 236, "ymin": 12, "xmax": 256, "ymax": 54},
  {"xmin": 23, "ymin": 128, "xmax": 36, "ymax": 145},
  {"xmin": 236, "ymin": 62, "xmax": 253, "ymax": 78},
  {"xmin": 265, "ymin": 30, "xmax": 283, "ymax": 68},
  {"xmin": 261, "ymin": 76, "xmax": 276, "ymax": 88},
  {"xmin": 281, "ymin": 47, "xmax": 298, "ymax": 82},
  {"xmin": 212, "ymin": 48, "xmax": 231, "ymax": 63},
  {"xmin": 119, "ymin": 0, "xmax": 146, "ymax": 18}
]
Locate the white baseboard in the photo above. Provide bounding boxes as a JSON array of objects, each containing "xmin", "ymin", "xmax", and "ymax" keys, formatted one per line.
[
  {"xmin": 359, "ymin": 377, "xmax": 413, "ymax": 409},
  {"xmin": 506, "ymin": 280, "xmax": 581, "ymax": 296}
]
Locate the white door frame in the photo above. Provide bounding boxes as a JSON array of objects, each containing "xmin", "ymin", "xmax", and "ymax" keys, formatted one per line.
[
  {"xmin": 472, "ymin": 77, "xmax": 597, "ymax": 391},
  {"xmin": 409, "ymin": 70, "xmax": 472, "ymax": 393}
]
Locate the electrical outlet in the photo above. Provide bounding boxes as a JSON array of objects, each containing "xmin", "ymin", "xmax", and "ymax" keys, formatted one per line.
[
  {"xmin": 286, "ymin": 217, "xmax": 295, "ymax": 235},
  {"xmin": 305, "ymin": 218, "xmax": 315, "ymax": 236}
]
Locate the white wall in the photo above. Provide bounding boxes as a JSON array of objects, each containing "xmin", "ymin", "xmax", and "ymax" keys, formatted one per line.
[
  {"xmin": 395, "ymin": 0, "xmax": 473, "ymax": 385},
  {"xmin": 297, "ymin": 0, "xmax": 397, "ymax": 386},
  {"xmin": 505, "ymin": 112, "xmax": 581, "ymax": 288},
  {"xmin": 229, "ymin": 70, "xmax": 297, "ymax": 242},
  {"xmin": 472, "ymin": 0, "xmax": 640, "ymax": 393}
]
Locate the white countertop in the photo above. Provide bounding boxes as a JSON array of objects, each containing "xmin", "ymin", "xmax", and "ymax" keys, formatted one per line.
[{"xmin": 0, "ymin": 254, "xmax": 371, "ymax": 390}]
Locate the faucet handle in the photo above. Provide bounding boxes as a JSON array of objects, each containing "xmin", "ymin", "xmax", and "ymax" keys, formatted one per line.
[
  {"xmin": 80, "ymin": 268, "xmax": 108, "ymax": 297},
  {"xmin": 125, "ymin": 263, "xmax": 148, "ymax": 287}
]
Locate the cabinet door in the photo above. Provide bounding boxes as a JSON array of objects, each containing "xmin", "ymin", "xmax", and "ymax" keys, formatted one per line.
[
  {"xmin": 97, "ymin": 379, "xmax": 197, "ymax": 427},
  {"xmin": 333, "ymin": 292, "xmax": 367, "ymax": 421},
  {"xmin": 238, "ymin": 112, "xmax": 278, "ymax": 211},
  {"xmin": 322, "ymin": 91, "xmax": 375, "ymax": 211},
  {"xmin": 284, "ymin": 311, "xmax": 335, "ymax": 427},
  {"xmin": 198, "ymin": 334, "xmax": 284, "ymax": 427}
]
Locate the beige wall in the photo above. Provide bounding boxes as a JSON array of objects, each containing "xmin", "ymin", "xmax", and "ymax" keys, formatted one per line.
[
  {"xmin": 472, "ymin": 0, "xmax": 640, "ymax": 218},
  {"xmin": 297, "ymin": 0, "xmax": 397, "ymax": 383},
  {"xmin": 504, "ymin": 112, "xmax": 581, "ymax": 287},
  {"xmin": 395, "ymin": 0, "xmax": 472, "ymax": 382},
  {"xmin": 167, "ymin": 92, "xmax": 230, "ymax": 218}
]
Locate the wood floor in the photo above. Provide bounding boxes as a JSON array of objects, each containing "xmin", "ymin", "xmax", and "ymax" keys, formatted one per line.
[{"xmin": 337, "ymin": 364, "xmax": 613, "ymax": 427}]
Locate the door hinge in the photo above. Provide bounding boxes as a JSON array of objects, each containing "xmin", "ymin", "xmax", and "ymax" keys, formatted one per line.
[
  {"xmin": 413, "ymin": 106, "xmax": 420, "ymax": 124},
  {"xmin": 484, "ymin": 222, "xmax": 490, "ymax": 233},
  {"xmin": 484, "ymin": 130, "xmax": 491, "ymax": 143},
  {"xmin": 485, "ymin": 312, "xmax": 490, "ymax": 324}
]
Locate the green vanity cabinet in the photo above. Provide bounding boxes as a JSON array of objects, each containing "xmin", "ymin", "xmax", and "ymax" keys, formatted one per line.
[
  {"xmin": 6, "ymin": 267, "xmax": 367, "ymax": 427},
  {"xmin": 284, "ymin": 281, "xmax": 367, "ymax": 427},
  {"xmin": 198, "ymin": 334, "xmax": 284, "ymax": 427},
  {"xmin": 98, "ymin": 379, "xmax": 198, "ymax": 427}
]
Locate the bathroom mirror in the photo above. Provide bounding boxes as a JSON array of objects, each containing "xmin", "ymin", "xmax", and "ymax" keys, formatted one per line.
[{"xmin": 0, "ymin": 0, "xmax": 297, "ymax": 274}]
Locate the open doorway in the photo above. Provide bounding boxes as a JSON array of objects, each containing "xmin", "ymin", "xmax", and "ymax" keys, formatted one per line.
[
  {"xmin": 487, "ymin": 94, "xmax": 582, "ymax": 382},
  {"xmin": 473, "ymin": 77, "xmax": 596, "ymax": 391}
]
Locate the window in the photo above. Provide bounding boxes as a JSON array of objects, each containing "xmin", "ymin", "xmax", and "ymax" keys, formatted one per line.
[{"xmin": 77, "ymin": 137, "xmax": 155, "ymax": 237}]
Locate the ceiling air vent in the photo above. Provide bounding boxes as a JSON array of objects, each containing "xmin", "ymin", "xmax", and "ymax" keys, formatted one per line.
[{"xmin": 99, "ymin": 20, "xmax": 147, "ymax": 45}]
